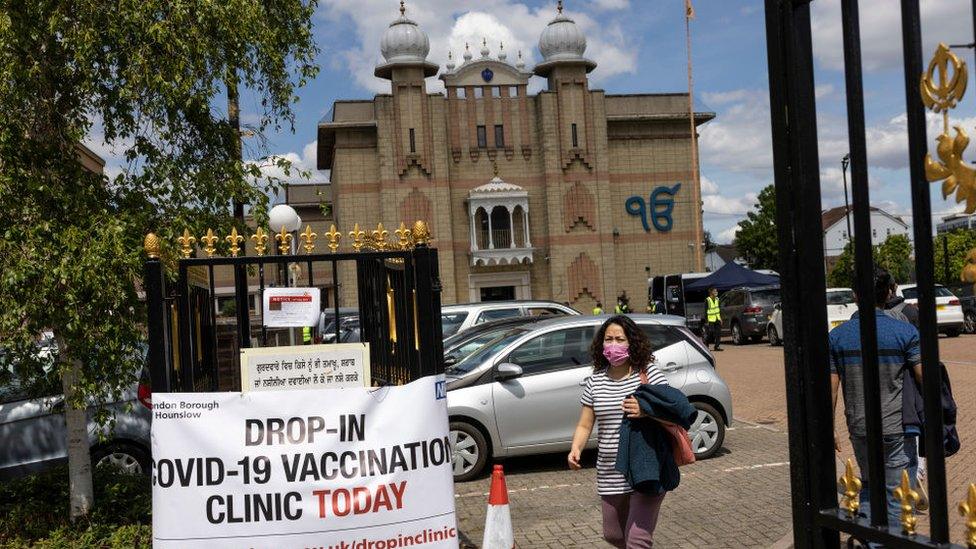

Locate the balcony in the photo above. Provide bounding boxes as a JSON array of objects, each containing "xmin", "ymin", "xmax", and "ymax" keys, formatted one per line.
[{"xmin": 468, "ymin": 175, "xmax": 533, "ymax": 267}]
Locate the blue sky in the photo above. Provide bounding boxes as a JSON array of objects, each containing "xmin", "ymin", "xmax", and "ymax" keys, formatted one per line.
[{"xmin": 104, "ymin": 0, "xmax": 976, "ymax": 243}]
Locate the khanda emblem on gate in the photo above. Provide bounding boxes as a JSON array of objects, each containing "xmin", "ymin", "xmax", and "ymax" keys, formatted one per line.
[{"xmin": 921, "ymin": 43, "xmax": 976, "ymax": 214}]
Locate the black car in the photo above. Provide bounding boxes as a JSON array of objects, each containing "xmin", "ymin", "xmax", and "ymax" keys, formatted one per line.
[
  {"xmin": 947, "ymin": 282, "xmax": 976, "ymax": 334},
  {"xmin": 716, "ymin": 285, "xmax": 781, "ymax": 345}
]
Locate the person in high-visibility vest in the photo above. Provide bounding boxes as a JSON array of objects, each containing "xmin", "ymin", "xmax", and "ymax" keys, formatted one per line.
[
  {"xmin": 302, "ymin": 325, "xmax": 312, "ymax": 344},
  {"xmin": 705, "ymin": 287, "xmax": 723, "ymax": 352},
  {"xmin": 593, "ymin": 301, "xmax": 604, "ymax": 315}
]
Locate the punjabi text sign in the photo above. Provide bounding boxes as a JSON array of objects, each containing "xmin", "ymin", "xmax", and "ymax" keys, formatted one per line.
[{"xmin": 241, "ymin": 344, "xmax": 370, "ymax": 392}]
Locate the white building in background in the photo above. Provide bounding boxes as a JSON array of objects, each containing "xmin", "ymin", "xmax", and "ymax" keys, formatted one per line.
[
  {"xmin": 936, "ymin": 212, "xmax": 976, "ymax": 234},
  {"xmin": 822, "ymin": 205, "xmax": 912, "ymax": 258},
  {"xmin": 704, "ymin": 244, "xmax": 743, "ymax": 272}
]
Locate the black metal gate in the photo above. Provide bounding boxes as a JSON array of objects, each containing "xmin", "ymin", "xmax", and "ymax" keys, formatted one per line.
[
  {"xmin": 142, "ymin": 220, "xmax": 444, "ymax": 395},
  {"xmin": 766, "ymin": 1, "xmax": 975, "ymax": 547}
]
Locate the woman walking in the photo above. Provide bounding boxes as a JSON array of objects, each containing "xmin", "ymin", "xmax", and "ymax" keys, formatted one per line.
[{"xmin": 567, "ymin": 315, "xmax": 678, "ymax": 548}]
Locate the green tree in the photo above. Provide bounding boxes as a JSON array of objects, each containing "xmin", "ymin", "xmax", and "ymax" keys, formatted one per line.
[
  {"xmin": 0, "ymin": 0, "xmax": 318, "ymax": 519},
  {"xmin": 933, "ymin": 229, "xmax": 976, "ymax": 284},
  {"xmin": 733, "ymin": 184, "xmax": 778, "ymax": 270},
  {"xmin": 876, "ymin": 234, "xmax": 914, "ymax": 283}
]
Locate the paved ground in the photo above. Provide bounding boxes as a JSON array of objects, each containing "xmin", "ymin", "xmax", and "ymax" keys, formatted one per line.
[{"xmin": 453, "ymin": 332, "xmax": 976, "ymax": 547}]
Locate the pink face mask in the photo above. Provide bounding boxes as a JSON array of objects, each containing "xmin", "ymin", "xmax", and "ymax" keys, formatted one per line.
[{"xmin": 602, "ymin": 343, "xmax": 630, "ymax": 367}]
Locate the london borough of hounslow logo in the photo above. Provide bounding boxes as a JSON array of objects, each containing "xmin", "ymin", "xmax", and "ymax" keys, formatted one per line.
[{"xmin": 481, "ymin": 68, "xmax": 494, "ymax": 82}]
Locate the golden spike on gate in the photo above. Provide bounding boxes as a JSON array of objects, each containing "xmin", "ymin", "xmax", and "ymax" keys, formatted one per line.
[
  {"xmin": 921, "ymin": 43, "xmax": 976, "ymax": 214},
  {"xmin": 960, "ymin": 483, "xmax": 976, "ymax": 547},
  {"xmin": 395, "ymin": 222, "xmax": 412, "ymax": 250},
  {"xmin": 144, "ymin": 233, "xmax": 161, "ymax": 259},
  {"xmin": 839, "ymin": 458, "xmax": 862, "ymax": 519},
  {"xmin": 200, "ymin": 229, "xmax": 218, "ymax": 258},
  {"xmin": 251, "ymin": 227, "xmax": 269, "ymax": 256},
  {"xmin": 372, "ymin": 223, "xmax": 390, "ymax": 252},
  {"xmin": 893, "ymin": 470, "xmax": 919, "ymax": 535},
  {"xmin": 176, "ymin": 229, "xmax": 196, "ymax": 259},
  {"xmin": 349, "ymin": 223, "xmax": 366, "ymax": 252},
  {"xmin": 300, "ymin": 225, "xmax": 318, "ymax": 254},
  {"xmin": 225, "ymin": 227, "xmax": 244, "ymax": 257},
  {"xmin": 275, "ymin": 226, "xmax": 293, "ymax": 255},
  {"xmin": 325, "ymin": 224, "xmax": 342, "ymax": 253}
]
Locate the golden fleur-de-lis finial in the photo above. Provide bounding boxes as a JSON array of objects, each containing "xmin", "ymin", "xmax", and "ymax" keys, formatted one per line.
[
  {"xmin": 395, "ymin": 222, "xmax": 412, "ymax": 250},
  {"xmin": 299, "ymin": 225, "xmax": 317, "ymax": 254},
  {"xmin": 325, "ymin": 224, "xmax": 342, "ymax": 253},
  {"xmin": 839, "ymin": 458, "xmax": 862, "ymax": 519},
  {"xmin": 893, "ymin": 469, "xmax": 919, "ymax": 535},
  {"xmin": 251, "ymin": 227, "xmax": 269, "ymax": 256},
  {"xmin": 372, "ymin": 223, "xmax": 390, "ymax": 251},
  {"xmin": 275, "ymin": 226, "xmax": 293, "ymax": 255},
  {"xmin": 349, "ymin": 223, "xmax": 366, "ymax": 252},
  {"xmin": 200, "ymin": 229, "xmax": 218, "ymax": 257},
  {"xmin": 225, "ymin": 227, "xmax": 244, "ymax": 257},
  {"xmin": 176, "ymin": 229, "xmax": 196, "ymax": 259},
  {"xmin": 960, "ymin": 483, "xmax": 976, "ymax": 547}
]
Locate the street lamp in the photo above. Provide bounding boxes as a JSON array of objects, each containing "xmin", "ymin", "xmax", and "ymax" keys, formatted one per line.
[
  {"xmin": 841, "ymin": 154, "xmax": 852, "ymax": 242},
  {"xmin": 268, "ymin": 204, "xmax": 302, "ymax": 345}
]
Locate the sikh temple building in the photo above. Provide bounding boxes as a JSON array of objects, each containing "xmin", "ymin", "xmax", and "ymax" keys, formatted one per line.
[{"xmin": 318, "ymin": 2, "xmax": 714, "ymax": 311}]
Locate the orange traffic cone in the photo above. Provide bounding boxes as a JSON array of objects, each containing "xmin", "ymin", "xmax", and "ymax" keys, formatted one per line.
[{"xmin": 482, "ymin": 464, "xmax": 514, "ymax": 549}]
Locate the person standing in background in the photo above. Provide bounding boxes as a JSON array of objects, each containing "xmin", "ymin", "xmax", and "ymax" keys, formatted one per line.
[
  {"xmin": 594, "ymin": 302, "xmax": 604, "ymax": 315},
  {"xmin": 705, "ymin": 287, "xmax": 722, "ymax": 352}
]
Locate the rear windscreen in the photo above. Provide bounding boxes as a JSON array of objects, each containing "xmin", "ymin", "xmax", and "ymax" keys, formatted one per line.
[{"xmin": 751, "ymin": 288, "xmax": 781, "ymax": 305}]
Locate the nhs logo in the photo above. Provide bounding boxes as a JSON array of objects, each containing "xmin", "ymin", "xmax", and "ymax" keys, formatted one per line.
[{"xmin": 434, "ymin": 380, "xmax": 446, "ymax": 400}]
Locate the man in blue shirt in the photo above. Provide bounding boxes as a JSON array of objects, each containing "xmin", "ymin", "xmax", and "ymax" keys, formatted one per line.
[{"xmin": 830, "ymin": 269, "xmax": 923, "ymax": 529}]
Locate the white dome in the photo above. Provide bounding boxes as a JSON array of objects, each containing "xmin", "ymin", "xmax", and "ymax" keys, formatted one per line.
[
  {"xmin": 539, "ymin": 12, "xmax": 587, "ymax": 62},
  {"xmin": 380, "ymin": 14, "xmax": 430, "ymax": 64}
]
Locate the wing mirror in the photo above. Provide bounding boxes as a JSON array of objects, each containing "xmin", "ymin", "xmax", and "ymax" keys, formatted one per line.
[
  {"xmin": 773, "ymin": 302, "xmax": 782, "ymax": 311},
  {"xmin": 495, "ymin": 363, "xmax": 523, "ymax": 381},
  {"xmin": 444, "ymin": 355, "xmax": 458, "ymax": 367}
]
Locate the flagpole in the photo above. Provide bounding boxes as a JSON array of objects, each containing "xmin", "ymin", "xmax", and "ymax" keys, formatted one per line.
[{"xmin": 685, "ymin": 0, "xmax": 704, "ymax": 272}]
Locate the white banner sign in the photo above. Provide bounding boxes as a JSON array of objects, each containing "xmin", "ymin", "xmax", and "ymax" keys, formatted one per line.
[
  {"xmin": 241, "ymin": 344, "xmax": 370, "ymax": 392},
  {"xmin": 151, "ymin": 376, "xmax": 457, "ymax": 548},
  {"xmin": 263, "ymin": 287, "xmax": 320, "ymax": 327}
]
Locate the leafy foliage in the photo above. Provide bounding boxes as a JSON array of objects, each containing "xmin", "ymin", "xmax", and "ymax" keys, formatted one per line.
[
  {"xmin": 0, "ymin": 465, "xmax": 150, "ymax": 545},
  {"xmin": 827, "ymin": 234, "xmax": 915, "ymax": 288},
  {"xmin": 934, "ymin": 229, "xmax": 976, "ymax": 284},
  {"xmin": 0, "ymin": 0, "xmax": 318, "ymax": 516},
  {"xmin": 733, "ymin": 185, "xmax": 778, "ymax": 270}
]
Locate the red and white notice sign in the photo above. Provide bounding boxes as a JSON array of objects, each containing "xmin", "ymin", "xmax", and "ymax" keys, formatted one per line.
[{"xmin": 263, "ymin": 288, "xmax": 320, "ymax": 327}]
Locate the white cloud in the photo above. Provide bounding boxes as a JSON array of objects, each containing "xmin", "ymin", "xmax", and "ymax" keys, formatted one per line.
[
  {"xmin": 698, "ymin": 89, "xmax": 773, "ymax": 174},
  {"xmin": 700, "ymin": 174, "xmax": 719, "ymax": 194},
  {"xmin": 716, "ymin": 226, "xmax": 740, "ymax": 245},
  {"xmin": 815, "ymin": 84, "xmax": 834, "ymax": 99},
  {"xmin": 249, "ymin": 140, "xmax": 328, "ymax": 186},
  {"xmin": 320, "ymin": 0, "xmax": 637, "ymax": 94},
  {"xmin": 811, "ymin": 0, "xmax": 973, "ymax": 72}
]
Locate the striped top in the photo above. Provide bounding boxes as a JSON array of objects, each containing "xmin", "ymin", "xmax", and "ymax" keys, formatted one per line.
[{"xmin": 581, "ymin": 364, "xmax": 668, "ymax": 495}]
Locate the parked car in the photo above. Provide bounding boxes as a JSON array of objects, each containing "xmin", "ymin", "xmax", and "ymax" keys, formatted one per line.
[
  {"xmin": 316, "ymin": 308, "xmax": 359, "ymax": 343},
  {"xmin": 0, "ymin": 357, "xmax": 152, "ymax": 481},
  {"xmin": 714, "ymin": 286, "xmax": 780, "ymax": 345},
  {"xmin": 440, "ymin": 300, "xmax": 580, "ymax": 338},
  {"xmin": 767, "ymin": 288, "xmax": 857, "ymax": 346},
  {"xmin": 947, "ymin": 282, "xmax": 975, "ymax": 334},
  {"xmin": 443, "ymin": 316, "xmax": 550, "ymax": 367},
  {"xmin": 895, "ymin": 284, "xmax": 965, "ymax": 337},
  {"xmin": 446, "ymin": 314, "xmax": 732, "ymax": 481}
]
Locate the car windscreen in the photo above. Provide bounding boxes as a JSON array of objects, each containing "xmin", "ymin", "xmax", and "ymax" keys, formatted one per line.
[
  {"xmin": 445, "ymin": 329, "xmax": 513, "ymax": 362},
  {"xmin": 447, "ymin": 329, "xmax": 527, "ymax": 375},
  {"xmin": 902, "ymin": 286, "xmax": 954, "ymax": 299},
  {"xmin": 826, "ymin": 290, "xmax": 855, "ymax": 305},
  {"xmin": 751, "ymin": 288, "xmax": 781, "ymax": 306},
  {"xmin": 441, "ymin": 312, "xmax": 469, "ymax": 337}
]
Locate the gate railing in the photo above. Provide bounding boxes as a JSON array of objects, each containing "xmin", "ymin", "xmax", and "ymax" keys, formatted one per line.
[
  {"xmin": 142, "ymin": 220, "xmax": 444, "ymax": 395},
  {"xmin": 765, "ymin": 0, "xmax": 974, "ymax": 547}
]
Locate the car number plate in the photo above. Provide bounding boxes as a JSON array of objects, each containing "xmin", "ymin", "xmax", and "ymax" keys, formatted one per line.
[{"xmin": 937, "ymin": 304, "xmax": 947, "ymax": 311}]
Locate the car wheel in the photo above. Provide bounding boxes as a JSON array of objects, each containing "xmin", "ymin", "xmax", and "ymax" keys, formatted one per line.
[
  {"xmin": 944, "ymin": 328, "xmax": 961, "ymax": 338},
  {"xmin": 768, "ymin": 325, "xmax": 781, "ymax": 346},
  {"xmin": 92, "ymin": 442, "xmax": 150, "ymax": 475},
  {"xmin": 688, "ymin": 402, "xmax": 726, "ymax": 460},
  {"xmin": 731, "ymin": 323, "xmax": 744, "ymax": 346},
  {"xmin": 449, "ymin": 421, "xmax": 489, "ymax": 482},
  {"xmin": 964, "ymin": 312, "xmax": 976, "ymax": 335}
]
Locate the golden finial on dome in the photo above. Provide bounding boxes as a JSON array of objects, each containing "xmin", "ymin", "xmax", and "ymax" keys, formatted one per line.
[
  {"xmin": 492, "ymin": 160, "xmax": 499, "ymax": 178},
  {"xmin": 399, "ymin": 0, "xmax": 405, "ymax": 16},
  {"xmin": 557, "ymin": 0, "xmax": 564, "ymax": 14}
]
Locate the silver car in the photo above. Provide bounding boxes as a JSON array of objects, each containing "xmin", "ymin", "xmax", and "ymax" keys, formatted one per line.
[
  {"xmin": 0, "ymin": 362, "xmax": 152, "ymax": 481},
  {"xmin": 446, "ymin": 314, "xmax": 732, "ymax": 481},
  {"xmin": 441, "ymin": 300, "xmax": 580, "ymax": 338}
]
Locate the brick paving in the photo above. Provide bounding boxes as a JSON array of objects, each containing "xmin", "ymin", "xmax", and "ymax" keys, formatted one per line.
[{"xmin": 454, "ymin": 333, "xmax": 976, "ymax": 547}]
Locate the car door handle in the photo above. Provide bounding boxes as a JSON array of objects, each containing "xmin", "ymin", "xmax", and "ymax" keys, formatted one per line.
[{"xmin": 660, "ymin": 362, "xmax": 681, "ymax": 373}]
